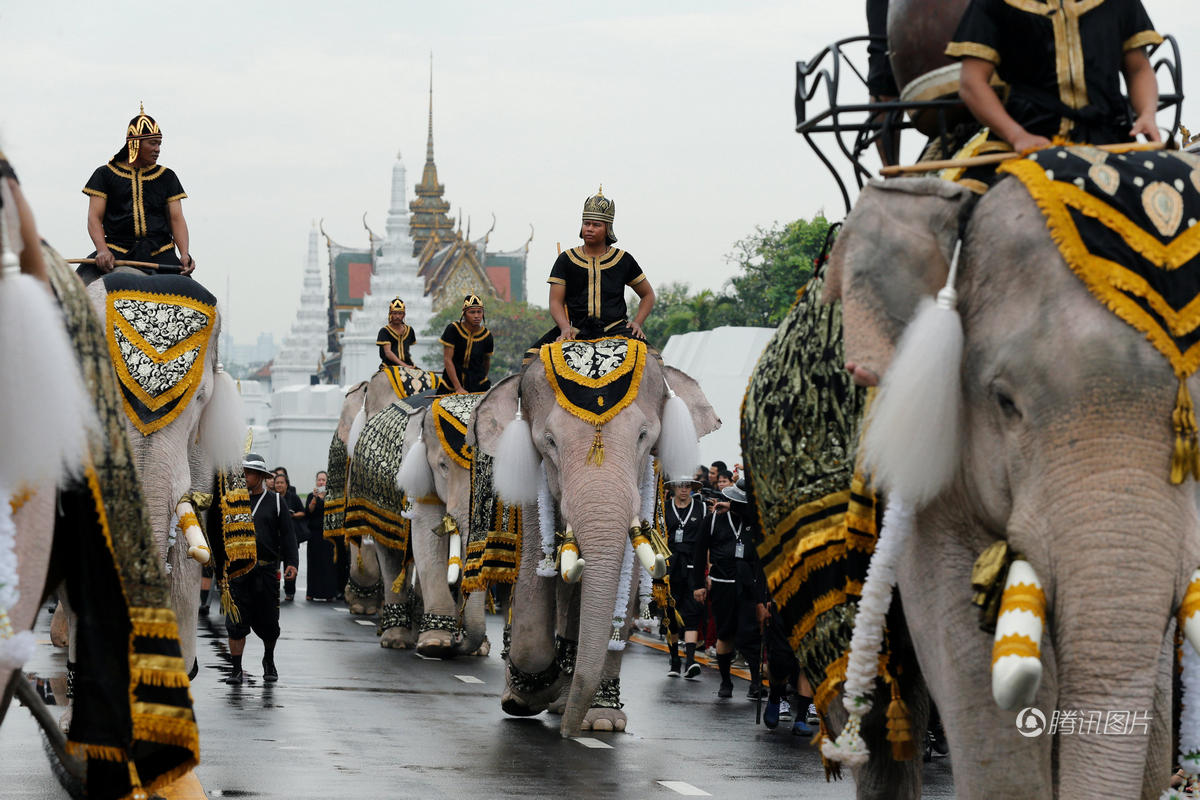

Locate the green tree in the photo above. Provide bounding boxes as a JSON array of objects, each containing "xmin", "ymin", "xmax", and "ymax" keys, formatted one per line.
[
  {"xmin": 722, "ymin": 215, "xmax": 830, "ymax": 326},
  {"xmin": 423, "ymin": 299, "xmax": 553, "ymax": 381}
]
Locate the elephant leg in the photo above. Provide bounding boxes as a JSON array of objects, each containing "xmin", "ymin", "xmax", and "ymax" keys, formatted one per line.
[
  {"xmin": 1139, "ymin": 630, "xmax": 1175, "ymax": 800},
  {"xmin": 169, "ymin": 543, "xmax": 201, "ymax": 675},
  {"xmin": 502, "ymin": 503, "xmax": 562, "ymax": 716},
  {"xmin": 346, "ymin": 540, "xmax": 382, "ymax": 615},
  {"xmin": 459, "ymin": 591, "xmax": 487, "ymax": 656},
  {"xmin": 408, "ymin": 505, "xmax": 459, "ymax": 658},
  {"xmin": 580, "ymin": 567, "xmax": 637, "ymax": 733},
  {"xmin": 548, "ymin": 582, "xmax": 581, "ymax": 715},
  {"xmin": 377, "ymin": 546, "xmax": 414, "ymax": 649}
]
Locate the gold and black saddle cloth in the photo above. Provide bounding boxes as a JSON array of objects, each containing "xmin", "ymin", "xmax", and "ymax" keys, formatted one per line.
[
  {"xmin": 462, "ymin": 448, "xmax": 522, "ymax": 594},
  {"xmin": 101, "ymin": 271, "xmax": 217, "ymax": 435},
  {"xmin": 540, "ymin": 337, "xmax": 648, "ymax": 425},
  {"xmin": 1000, "ymin": 145, "xmax": 1200, "ymax": 481},
  {"xmin": 382, "ymin": 364, "xmax": 440, "ymax": 399},
  {"xmin": 344, "ymin": 399, "xmax": 419, "ymax": 551},
  {"xmin": 431, "ymin": 392, "xmax": 484, "ymax": 469}
]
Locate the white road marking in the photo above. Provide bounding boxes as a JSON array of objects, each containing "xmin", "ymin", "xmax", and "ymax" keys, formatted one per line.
[
  {"xmin": 333, "ymin": 607, "xmax": 349, "ymax": 613},
  {"xmin": 573, "ymin": 737, "xmax": 613, "ymax": 749},
  {"xmin": 277, "ymin": 746, "xmax": 302, "ymax": 750},
  {"xmin": 354, "ymin": 619, "xmax": 375, "ymax": 626},
  {"xmin": 414, "ymin": 652, "xmax": 442, "ymax": 661},
  {"xmin": 657, "ymin": 781, "xmax": 710, "ymax": 796},
  {"xmin": 454, "ymin": 675, "xmax": 484, "ymax": 684}
]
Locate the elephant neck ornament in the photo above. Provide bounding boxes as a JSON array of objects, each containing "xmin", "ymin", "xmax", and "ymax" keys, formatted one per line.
[{"xmin": 539, "ymin": 337, "xmax": 649, "ymax": 466}]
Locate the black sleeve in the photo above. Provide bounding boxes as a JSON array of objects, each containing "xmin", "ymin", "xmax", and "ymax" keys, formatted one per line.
[
  {"xmin": 162, "ymin": 168, "xmax": 187, "ymax": 202},
  {"xmin": 277, "ymin": 497, "xmax": 299, "ymax": 569},
  {"xmin": 482, "ymin": 330, "xmax": 494, "ymax": 356},
  {"xmin": 623, "ymin": 252, "xmax": 647, "ymax": 287},
  {"xmin": 377, "ymin": 327, "xmax": 392, "ymax": 362},
  {"xmin": 1120, "ymin": 0, "xmax": 1161, "ymax": 52},
  {"xmin": 404, "ymin": 327, "xmax": 417, "ymax": 362},
  {"xmin": 547, "ymin": 252, "xmax": 568, "ymax": 286},
  {"xmin": 438, "ymin": 323, "xmax": 460, "ymax": 349},
  {"xmin": 945, "ymin": 0, "xmax": 1002, "ymax": 64},
  {"xmin": 83, "ymin": 165, "xmax": 109, "ymax": 198}
]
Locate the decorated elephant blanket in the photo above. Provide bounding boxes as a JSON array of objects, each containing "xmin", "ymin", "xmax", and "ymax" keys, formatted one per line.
[
  {"xmin": 344, "ymin": 400, "xmax": 417, "ymax": 552},
  {"xmin": 382, "ymin": 363, "xmax": 441, "ymax": 399},
  {"xmin": 431, "ymin": 392, "xmax": 482, "ymax": 469},
  {"xmin": 1000, "ymin": 146, "xmax": 1200, "ymax": 481},
  {"xmin": 101, "ymin": 271, "xmax": 217, "ymax": 436},
  {"xmin": 46, "ymin": 247, "xmax": 199, "ymax": 799},
  {"xmin": 208, "ymin": 469, "xmax": 258, "ymax": 583},
  {"xmin": 742, "ymin": 270, "xmax": 904, "ymax": 765},
  {"xmin": 463, "ymin": 449, "xmax": 523, "ymax": 594},
  {"xmin": 323, "ymin": 431, "xmax": 349, "ymax": 541},
  {"xmin": 540, "ymin": 337, "xmax": 648, "ymax": 425}
]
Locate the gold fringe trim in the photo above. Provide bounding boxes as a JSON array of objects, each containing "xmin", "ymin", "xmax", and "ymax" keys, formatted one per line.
[
  {"xmin": 992, "ymin": 632, "xmax": 1040, "ymax": 665},
  {"xmin": 540, "ymin": 338, "xmax": 649, "ymax": 427},
  {"xmin": 788, "ymin": 581, "xmax": 864, "ymax": 652},
  {"xmin": 1181, "ymin": 576, "xmax": 1200, "ymax": 625},
  {"xmin": 998, "ymin": 583, "xmax": 1046, "ymax": 620},
  {"xmin": 66, "ymin": 741, "xmax": 128, "ymax": 762},
  {"xmin": 1174, "ymin": 377, "xmax": 1200, "ymax": 483},
  {"xmin": 587, "ymin": 425, "xmax": 605, "ymax": 466},
  {"xmin": 432, "ymin": 399, "xmax": 473, "ymax": 469},
  {"xmin": 390, "ymin": 568, "xmax": 408, "ymax": 595},
  {"xmin": 220, "ymin": 583, "xmax": 241, "ymax": 623},
  {"xmin": 883, "ymin": 671, "xmax": 916, "ymax": 761},
  {"xmin": 9, "ymin": 486, "xmax": 33, "ymax": 514}
]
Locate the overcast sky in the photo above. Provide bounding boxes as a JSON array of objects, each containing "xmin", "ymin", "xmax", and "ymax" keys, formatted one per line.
[{"xmin": 3, "ymin": 1, "xmax": 1197, "ymax": 343}]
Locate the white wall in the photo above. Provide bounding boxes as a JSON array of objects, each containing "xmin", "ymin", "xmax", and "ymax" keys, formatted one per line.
[
  {"xmin": 265, "ymin": 384, "xmax": 347, "ymax": 495},
  {"xmin": 660, "ymin": 325, "xmax": 776, "ymax": 470}
]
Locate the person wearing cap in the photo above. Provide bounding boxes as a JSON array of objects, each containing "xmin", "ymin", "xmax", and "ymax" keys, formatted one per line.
[
  {"xmin": 692, "ymin": 478, "xmax": 770, "ymax": 701},
  {"xmin": 526, "ymin": 187, "xmax": 656, "ymax": 360},
  {"xmin": 81, "ymin": 104, "xmax": 194, "ymax": 283},
  {"xmin": 438, "ymin": 293, "xmax": 494, "ymax": 394},
  {"xmin": 664, "ymin": 477, "xmax": 708, "ymax": 679},
  {"xmin": 224, "ymin": 453, "xmax": 299, "ymax": 685},
  {"xmin": 377, "ymin": 297, "xmax": 417, "ymax": 369}
]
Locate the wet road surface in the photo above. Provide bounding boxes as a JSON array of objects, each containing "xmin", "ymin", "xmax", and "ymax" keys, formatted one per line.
[{"xmin": 3, "ymin": 573, "xmax": 955, "ymax": 798}]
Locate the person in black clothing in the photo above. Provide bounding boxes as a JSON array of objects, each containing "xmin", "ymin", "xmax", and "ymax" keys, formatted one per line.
[
  {"xmin": 225, "ymin": 454, "xmax": 299, "ymax": 685},
  {"xmin": 693, "ymin": 480, "xmax": 770, "ymax": 700},
  {"xmin": 377, "ymin": 297, "xmax": 417, "ymax": 368},
  {"xmin": 438, "ymin": 294, "xmax": 494, "ymax": 394},
  {"xmin": 80, "ymin": 104, "xmax": 195, "ymax": 283},
  {"xmin": 665, "ymin": 478, "xmax": 707, "ymax": 679},
  {"xmin": 274, "ymin": 470, "xmax": 306, "ymax": 601},
  {"xmin": 305, "ymin": 471, "xmax": 340, "ymax": 602}
]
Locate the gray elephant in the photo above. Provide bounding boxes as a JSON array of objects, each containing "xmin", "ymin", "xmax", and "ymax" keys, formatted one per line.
[
  {"xmin": 823, "ymin": 157, "xmax": 1200, "ymax": 798},
  {"xmin": 472, "ymin": 337, "xmax": 718, "ymax": 736},
  {"xmin": 84, "ymin": 269, "xmax": 245, "ymax": 671}
]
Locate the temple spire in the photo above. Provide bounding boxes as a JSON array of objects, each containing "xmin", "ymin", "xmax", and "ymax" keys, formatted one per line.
[
  {"xmin": 410, "ymin": 51, "xmax": 454, "ymax": 258},
  {"xmin": 426, "ymin": 53, "xmax": 435, "ymax": 165}
]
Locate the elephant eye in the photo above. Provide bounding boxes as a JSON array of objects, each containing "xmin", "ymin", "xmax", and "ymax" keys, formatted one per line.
[
  {"xmin": 995, "ymin": 387, "xmax": 1021, "ymax": 420},
  {"xmin": 638, "ymin": 427, "xmax": 648, "ymax": 443},
  {"xmin": 544, "ymin": 432, "xmax": 556, "ymax": 449}
]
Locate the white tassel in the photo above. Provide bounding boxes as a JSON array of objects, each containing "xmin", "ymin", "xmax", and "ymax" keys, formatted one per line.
[
  {"xmin": 609, "ymin": 538, "xmax": 635, "ymax": 651},
  {"xmin": 396, "ymin": 428, "xmax": 434, "ymax": 499},
  {"xmin": 0, "ymin": 487, "xmax": 37, "ymax": 671},
  {"xmin": 822, "ymin": 495, "xmax": 914, "ymax": 766},
  {"xmin": 860, "ymin": 240, "xmax": 964, "ymax": 508},
  {"xmin": 494, "ymin": 401, "xmax": 541, "ymax": 505},
  {"xmin": 0, "ymin": 189, "xmax": 94, "ymax": 488},
  {"xmin": 199, "ymin": 365, "xmax": 247, "ymax": 471},
  {"xmin": 347, "ymin": 406, "xmax": 366, "ymax": 455},
  {"xmin": 535, "ymin": 465, "xmax": 558, "ymax": 578},
  {"xmin": 657, "ymin": 384, "xmax": 700, "ymax": 484}
]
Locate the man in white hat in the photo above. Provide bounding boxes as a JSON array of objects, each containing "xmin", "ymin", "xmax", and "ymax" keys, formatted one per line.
[{"xmin": 224, "ymin": 453, "xmax": 299, "ymax": 685}]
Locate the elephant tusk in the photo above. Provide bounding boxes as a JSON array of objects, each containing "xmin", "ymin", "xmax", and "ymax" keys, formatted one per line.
[
  {"xmin": 629, "ymin": 519, "xmax": 665, "ymax": 579},
  {"xmin": 447, "ymin": 530, "xmax": 462, "ymax": 587},
  {"xmin": 990, "ymin": 558, "xmax": 1045, "ymax": 710},
  {"xmin": 1180, "ymin": 568, "xmax": 1200, "ymax": 657},
  {"xmin": 175, "ymin": 500, "xmax": 211, "ymax": 565},
  {"xmin": 560, "ymin": 526, "xmax": 584, "ymax": 583}
]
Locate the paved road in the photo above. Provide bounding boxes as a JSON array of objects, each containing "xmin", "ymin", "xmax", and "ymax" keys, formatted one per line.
[{"xmin": 2, "ymin": 573, "xmax": 954, "ymax": 799}]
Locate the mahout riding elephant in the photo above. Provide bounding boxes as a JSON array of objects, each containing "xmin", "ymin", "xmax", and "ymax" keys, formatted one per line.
[
  {"xmin": 821, "ymin": 160, "xmax": 1200, "ymax": 798},
  {"xmin": 395, "ymin": 393, "xmax": 490, "ymax": 658},
  {"xmin": 472, "ymin": 338, "xmax": 718, "ymax": 736},
  {"xmin": 84, "ymin": 268, "xmax": 245, "ymax": 671}
]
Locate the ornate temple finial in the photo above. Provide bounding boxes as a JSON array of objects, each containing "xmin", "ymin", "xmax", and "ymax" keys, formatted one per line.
[
  {"xmin": 426, "ymin": 53, "xmax": 435, "ymax": 165},
  {"xmin": 524, "ymin": 223, "xmax": 535, "ymax": 252}
]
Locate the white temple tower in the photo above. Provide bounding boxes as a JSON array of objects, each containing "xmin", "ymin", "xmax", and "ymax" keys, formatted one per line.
[
  {"xmin": 270, "ymin": 223, "xmax": 329, "ymax": 389},
  {"xmin": 339, "ymin": 151, "xmax": 438, "ymax": 383}
]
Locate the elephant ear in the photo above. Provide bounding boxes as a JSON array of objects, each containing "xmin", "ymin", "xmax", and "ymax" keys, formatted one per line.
[
  {"xmin": 469, "ymin": 374, "xmax": 520, "ymax": 455},
  {"xmin": 655, "ymin": 366, "xmax": 720, "ymax": 480},
  {"xmin": 822, "ymin": 177, "xmax": 975, "ymax": 381},
  {"xmin": 661, "ymin": 366, "xmax": 720, "ymax": 438}
]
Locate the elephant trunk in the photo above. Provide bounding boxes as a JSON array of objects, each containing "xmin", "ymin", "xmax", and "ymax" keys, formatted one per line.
[
  {"xmin": 559, "ymin": 522, "xmax": 626, "ymax": 737},
  {"xmin": 1029, "ymin": 470, "xmax": 1186, "ymax": 797}
]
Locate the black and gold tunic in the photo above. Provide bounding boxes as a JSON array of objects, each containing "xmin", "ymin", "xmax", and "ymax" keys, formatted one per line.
[
  {"xmin": 82, "ymin": 159, "xmax": 187, "ymax": 264},
  {"xmin": 376, "ymin": 324, "xmax": 416, "ymax": 366},
  {"xmin": 548, "ymin": 246, "xmax": 647, "ymax": 329},
  {"xmin": 946, "ymin": 0, "xmax": 1161, "ymax": 144},
  {"xmin": 438, "ymin": 321, "xmax": 494, "ymax": 393}
]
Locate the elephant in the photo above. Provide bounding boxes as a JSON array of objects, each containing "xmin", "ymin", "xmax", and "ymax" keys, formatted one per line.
[
  {"xmin": 84, "ymin": 269, "xmax": 245, "ymax": 671},
  {"xmin": 820, "ymin": 171, "xmax": 1200, "ymax": 798},
  {"xmin": 472, "ymin": 338, "xmax": 718, "ymax": 736}
]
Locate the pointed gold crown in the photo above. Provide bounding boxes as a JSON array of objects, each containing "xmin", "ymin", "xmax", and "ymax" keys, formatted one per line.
[
  {"xmin": 462, "ymin": 293, "xmax": 484, "ymax": 310},
  {"xmin": 390, "ymin": 297, "xmax": 406, "ymax": 312},
  {"xmin": 124, "ymin": 102, "xmax": 161, "ymax": 163},
  {"xmin": 581, "ymin": 185, "xmax": 615, "ymax": 224}
]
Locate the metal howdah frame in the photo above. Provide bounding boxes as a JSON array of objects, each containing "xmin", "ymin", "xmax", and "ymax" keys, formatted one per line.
[{"xmin": 795, "ymin": 34, "xmax": 1184, "ymax": 215}]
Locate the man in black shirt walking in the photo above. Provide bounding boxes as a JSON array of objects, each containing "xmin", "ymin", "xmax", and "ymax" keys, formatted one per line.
[
  {"xmin": 225, "ymin": 454, "xmax": 299, "ymax": 685},
  {"xmin": 665, "ymin": 478, "xmax": 707, "ymax": 679}
]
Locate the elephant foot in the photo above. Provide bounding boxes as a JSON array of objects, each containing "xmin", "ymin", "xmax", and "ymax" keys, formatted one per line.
[
  {"xmin": 547, "ymin": 693, "xmax": 567, "ymax": 716},
  {"xmin": 50, "ymin": 605, "xmax": 69, "ymax": 648},
  {"xmin": 580, "ymin": 707, "xmax": 627, "ymax": 732},
  {"xmin": 501, "ymin": 687, "xmax": 546, "ymax": 717},
  {"xmin": 416, "ymin": 630, "xmax": 456, "ymax": 658},
  {"xmin": 380, "ymin": 627, "xmax": 414, "ymax": 649},
  {"xmin": 501, "ymin": 660, "xmax": 563, "ymax": 717},
  {"xmin": 471, "ymin": 636, "xmax": 491, "ymax": 657}
]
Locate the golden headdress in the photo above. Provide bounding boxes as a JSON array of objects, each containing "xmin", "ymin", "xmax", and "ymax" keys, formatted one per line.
[
  {"xmin": 390, "ymin": 297, "xmax": 406, "ymax": 312},
  {"xmin": 580, "ymin": 185, "xmax": 617, "ymax": 243},
  {"xmin": 462, "ymin": 294, "xmax": 484, "ymax": 310},
  {"xmin": 123, "ymin": 102, "xmax": 161, "ymax": 164}
]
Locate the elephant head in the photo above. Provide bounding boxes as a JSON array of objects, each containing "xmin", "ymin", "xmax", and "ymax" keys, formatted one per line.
[
  {"xmin": 474, "ymin": 346, "xmax": 718, "ymax": 736},
  {"xmin": 826, "ymin": 175, "xmax": 1200, "ymax": 796},
  {"xmin": 86, "ymin": 272, "xmax": 244, "ymax": 669}
]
